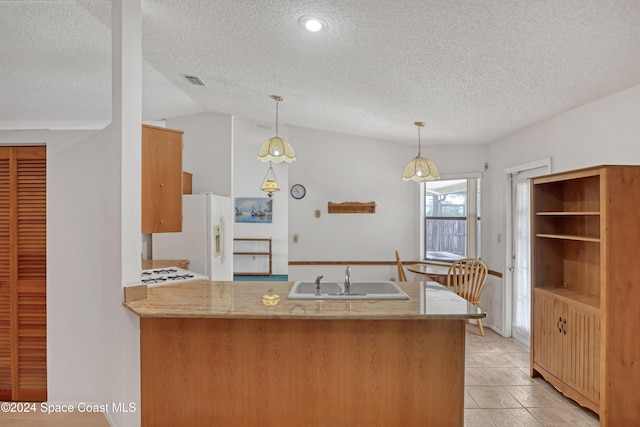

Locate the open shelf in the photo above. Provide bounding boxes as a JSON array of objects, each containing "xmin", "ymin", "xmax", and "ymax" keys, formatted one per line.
[
  {"xmin": 535, "ymin": 233, "xmax": 600, "ymax": 242},
  {"xmin": 533, "ymin": 174, "xmax": 600, "ymax": 213},
  {"xmin": 536, "ymin": 211, "xmax": 600, "ymax": 216},
  {"xmin": 534, "ymin": 287, "xmax": 600, "ymax": 310},
  {"xmin": 233, "ymin": 238, "xmax": 272, "ymax": 276},
  {"xmin": 534, "ymin": 208, "xmax": 600, "ymax": 240}
]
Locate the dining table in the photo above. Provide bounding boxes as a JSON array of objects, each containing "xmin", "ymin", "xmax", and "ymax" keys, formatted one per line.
[{"xmin": 406, "ymin": 263, "xmax": 450, "ymax": 285}]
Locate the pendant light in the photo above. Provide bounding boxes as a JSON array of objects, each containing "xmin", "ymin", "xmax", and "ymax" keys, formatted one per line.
[
  {"xmin": 258, "ymin": 95, "xmax": 296, "ymax": 163},
  {"xmin": 402, "ymin": 121, "xmax": 439, "ymax": 182},
  {"xmin": 260, "ymin": 162, "xmax": 280, "ymax": 198}
]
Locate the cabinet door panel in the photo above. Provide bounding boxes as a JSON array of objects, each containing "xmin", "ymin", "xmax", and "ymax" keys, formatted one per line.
[
  {"xmin": 563, "ymin": 304, "xmax": 599, "ymax": 404},
  {"xmin": 532, "ymin": 292, "xmax": 563, "ymax": 376},
  {"xmin": 142, "ymin": 126, "xmax": 183, "ymax": 233}
]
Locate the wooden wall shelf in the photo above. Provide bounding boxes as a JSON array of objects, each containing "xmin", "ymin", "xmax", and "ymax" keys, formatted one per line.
[
  {"xmin": 233, "ymin": 238, "xmax": 272, "ymax": 276},
  {"xmin": 327, "ymin": 201, "xmax": 376, "ymax": 214}
]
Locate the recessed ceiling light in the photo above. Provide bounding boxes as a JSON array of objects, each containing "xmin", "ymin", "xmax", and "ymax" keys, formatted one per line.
[{"xmin": 300, "ymin": 16, "xmax": 326, "ymax": 32}]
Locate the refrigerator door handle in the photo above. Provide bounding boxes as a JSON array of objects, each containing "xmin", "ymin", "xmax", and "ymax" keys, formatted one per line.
[
  {"xmin": 214, "ymin": 225, "xmax": 221, "ymax": 257},
  {"xmin": 216, "ymin": 215, "xmax": 225, "ymax": 261}
]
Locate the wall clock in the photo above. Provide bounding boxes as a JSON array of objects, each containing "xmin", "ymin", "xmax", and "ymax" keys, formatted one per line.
[{"xmin": 290, "ymin": 184, "xmax": 306, "ymax": 199}]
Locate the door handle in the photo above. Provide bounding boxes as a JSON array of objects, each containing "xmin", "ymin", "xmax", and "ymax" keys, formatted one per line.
[
  {"xmin": 562, "ymin": 318, "xmax": 567, "ymax": 335},
  {"xmin": 557, "ymin": 317, "xmax": 563, "ymax": 333}
]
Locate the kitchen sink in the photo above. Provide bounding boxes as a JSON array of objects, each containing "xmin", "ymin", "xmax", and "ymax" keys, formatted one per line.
[{"xmin": 287, "ymin": 280, "xmax": 409, "ymax": 300}]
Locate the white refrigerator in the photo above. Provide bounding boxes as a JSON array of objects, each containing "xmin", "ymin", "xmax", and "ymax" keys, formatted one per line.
[{"xmin": 152, "ymin": 193, "xmax": 233, "ymax": 281}]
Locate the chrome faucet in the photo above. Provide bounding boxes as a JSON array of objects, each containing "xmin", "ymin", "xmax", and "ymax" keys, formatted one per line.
[
  {"xmin": 315, "ymin": 275, "xmax": 324, "ymax": 296},
  {"xmin": 344, "ymin": 266, "xmax": 351, "ymax": 294}
]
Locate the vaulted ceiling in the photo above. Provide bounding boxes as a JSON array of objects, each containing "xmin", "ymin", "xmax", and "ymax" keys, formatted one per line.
[{"xmin": 2, "ymin": 0, "xmax": 640, "ymax": 145}]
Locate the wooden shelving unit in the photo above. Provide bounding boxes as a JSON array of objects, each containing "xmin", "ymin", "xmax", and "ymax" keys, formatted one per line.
[
  {"xmin": 233, "ymin": 238, "xmax": 272, "ymax": 276},
  {"xmin": 531, "ymin": 165, "xmax": 640, "ymax": 426}
]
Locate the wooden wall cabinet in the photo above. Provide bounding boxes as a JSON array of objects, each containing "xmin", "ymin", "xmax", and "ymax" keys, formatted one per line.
[
  {"xmin": 141, "ymin": 124, "xmax": 183, "ymax": 233},
  {"xmin": 182, "ymin": 171, "xmax": 192, "ymax": 195},
  {"xmin": 531, "ymin": 165, "xmax": 640, "ymax": 426}
]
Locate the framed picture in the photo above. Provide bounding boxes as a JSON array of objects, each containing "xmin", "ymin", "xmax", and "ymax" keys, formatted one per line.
[{"xmin": 235, "ymin": 197, "xmax": 273, "ymax": 223}]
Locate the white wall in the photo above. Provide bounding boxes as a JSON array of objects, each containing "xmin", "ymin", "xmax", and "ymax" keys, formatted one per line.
[
  {"xmin": 160, "ymin": 114, "xmax": 492, "ymax": 283},
  {"xmin": 287, "ymin": 126, "xmax": 489, "ymax": 282},
  {"xmin": 484, "ymin": 82, "xmax": 640, "ymax": 335},
  {"xmin": 165, "ymin": 112, "xmax": 232, "ymax": 196},
  {"xmin": 232, "ymin": 118, "xmax": 289, "ymax": 275},
  {"xmin": 149, "ymin": 113, "xmax": 492, "ymax": 283}
]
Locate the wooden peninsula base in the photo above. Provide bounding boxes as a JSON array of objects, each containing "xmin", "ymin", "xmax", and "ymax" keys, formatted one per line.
[
  {"xmin": 125, "ymin": 280, "xmax": 484, "ymax": 426},
  {"xmin": 140, "ymin": 317, "xmax": 465, "ymax": 426}
]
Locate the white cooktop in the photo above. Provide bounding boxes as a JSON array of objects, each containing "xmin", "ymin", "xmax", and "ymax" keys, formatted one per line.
[{"xmin": 141, "ymin": 266, "xmax": 208, "ymax": 287}]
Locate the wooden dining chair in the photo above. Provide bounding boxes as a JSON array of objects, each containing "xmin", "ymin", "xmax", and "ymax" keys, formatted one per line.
[
  {"xmin": 395, "ymin": 251, "xmax": 408, "ymax": 282},
  {"xmin": 447, "ymin": 258, "xmax": 488, "ymax": 335}
]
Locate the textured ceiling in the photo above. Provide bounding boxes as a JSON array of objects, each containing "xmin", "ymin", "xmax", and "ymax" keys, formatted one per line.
[{"xmin": 2, "ymin": 0, "xmax": 640, "ymax": 145}]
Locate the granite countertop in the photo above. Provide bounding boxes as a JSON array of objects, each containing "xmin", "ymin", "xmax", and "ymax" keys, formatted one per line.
[
  {"xmin": 124, "ymin": 280, "xmax": 486, "ymax": 320},
  {"xmin": 141, "ymin": 259, "xmax": 190, "ymax": 270}
]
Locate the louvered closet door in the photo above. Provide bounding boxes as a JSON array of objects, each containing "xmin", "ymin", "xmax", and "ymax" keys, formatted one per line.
[
  {"xmin": 0, "ymin": 147, "xmax": 46, "ymax": 401},
  {"xmin": 0, "ymin": 148, "xmax": 11, "ymax": 400},
  {"xmin": 13, "ymin": 147, "xmax": 47, "ymax": 401}
]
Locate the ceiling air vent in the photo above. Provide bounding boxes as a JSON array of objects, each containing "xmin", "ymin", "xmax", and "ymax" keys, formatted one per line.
[{"xmin": 183, "ymin": 75, "xmax": 206, "ymax": 86}]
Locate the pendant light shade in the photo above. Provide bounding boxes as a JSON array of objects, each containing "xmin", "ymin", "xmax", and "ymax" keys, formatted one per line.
[
  {"xmin": 402, "ymin": 122, "xmax": 439, "ymax": 182},
  {"xmin": 258, "ymin": 95, "xmax": 296, "ymax": 163},
  {"xmin": 260, "ymin": 163, "xmax": 281, "ymax": 198}
]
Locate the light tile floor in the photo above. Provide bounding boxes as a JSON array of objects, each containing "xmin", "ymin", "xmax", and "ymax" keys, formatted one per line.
[
  {"xmin": 0, "ymin": 409, "xmax": 109, "ymax": 426},
  {"xmin": 0, "ymin": 326, "xmax": 601, "ymax": 427},
  {"xmin": 465, "ymin": 325, "xmax": 600, "ymax": 427}
]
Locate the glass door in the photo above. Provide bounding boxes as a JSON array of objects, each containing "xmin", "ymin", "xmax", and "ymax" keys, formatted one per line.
[{"xmin": 510, "ymin": 167, "xmax": 545, "ymax": 348}]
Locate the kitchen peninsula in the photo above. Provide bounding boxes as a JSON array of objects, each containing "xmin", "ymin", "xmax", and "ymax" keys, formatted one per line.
[{"xmin": 124, "ymin": 280, "xmax": 484, "ymax": 426}]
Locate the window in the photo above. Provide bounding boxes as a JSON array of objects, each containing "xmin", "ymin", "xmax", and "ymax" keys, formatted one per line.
[{"xmin": 423, "ymin": 178, "xmax": 481, "ymax": 262}]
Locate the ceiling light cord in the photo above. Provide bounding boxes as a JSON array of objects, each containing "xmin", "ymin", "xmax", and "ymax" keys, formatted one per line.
[{"xmin": 275, "ymin": 98, "xmax": 279, "ymax": 136}]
